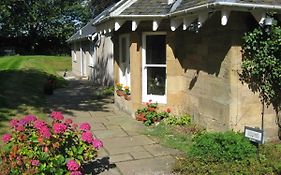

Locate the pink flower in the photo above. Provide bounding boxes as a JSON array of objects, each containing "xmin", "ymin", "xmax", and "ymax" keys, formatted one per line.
[
  {"xmin": 81, "ymin": 131, "xmax": 93, "ymax": 144},
  {"xmin": 67, "ymin": 160, "xmax": 80, "ymax": 171},
  {"xmin": 72, "ymin": 123, "xmax": 78, "ymax": 129},
  {"xmin": 79, "ymin": 122, "xmax": 91, "ymax": 131},
  {"xmin": 31, "ymin": 159, "xmax": 40, "ymax": 166},
  {"xmin": 34, "ymin": 120, "xmax": 46, "ymax": 129},
  {"xmin": 23, "ymin": 115, "xmax": 37, "ymax": 123},
  {"xmin": 50, "ymin": 111, "xmax": 64, "ymax": 121},
  {"xmin": 18, "ymin": 119, "xmax": 28, "ymax": 126},
  {"xmin": 16, "ymin": 125, "xmax": 25, "ymax": 132},
  {"xmin": 39, "ymin": 127, "xmax": 51, "ymax": 139},
  {"xmin": 65, "ymin": 118, "xmax": 73, "ymax": 125},
  {"xmin": 9, "ymin": 119, "xmax": 18, "ymax": 128},
  {"xmin": 92, "ymin": 139, "xmax": 103, "ymax": 149},
  {"xmin": 53, "ymin": 123, "xmax": 67, "ymax": 134},
  {"xmin": 70, "ymin": 171, "xmax": 82, "ymax": 175},
  {"xmin": 166, "ymin": 108, "xmax": 171, "ymax": 113},
  {"xmin": 2, "ymin": 134, "xmax": 11, "ymax": 143}
]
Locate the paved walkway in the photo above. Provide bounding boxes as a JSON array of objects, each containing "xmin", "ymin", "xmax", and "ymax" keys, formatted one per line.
[{"xmin": 47, "ymin": 79, "xmax": 179, "ymax": 175}]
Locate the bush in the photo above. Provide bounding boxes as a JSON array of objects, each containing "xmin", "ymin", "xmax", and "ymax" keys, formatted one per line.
[
  {"xmin": 163, "ymin": 114, "xmax": 191, "ymax": 126},
  {"xmin": 174, "ymin": 143, "xmax": 281, "ymax": 174},
  {"xmin": 190, "ymin": 131, "xmax": 257, "ymax": 162},
  {"xmin": 173, "ymin": 155, "xmax": 281, "ymax": 175},
  {"xmin": 0, "ymin": 112, "xmax": 103, "ymax": 175},
  {"xmin": 135, "ymin": 101, "xmax": 171, "ymax": 126},
  {"xmin": 102, "ymin": 86, "xmax": 114, "ymax": 96}
]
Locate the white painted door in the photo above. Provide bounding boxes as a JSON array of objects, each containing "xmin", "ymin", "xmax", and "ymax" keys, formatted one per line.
[
  {"xmin": 119, "ymin": 34, "xmax": 130, "ymax": 87},
  {"xmin": 142, "ymin": 33, "xmax": 167, "ymax": 104}
]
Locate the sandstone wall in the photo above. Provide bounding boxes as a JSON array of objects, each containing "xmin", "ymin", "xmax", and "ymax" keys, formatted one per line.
[{"xmin": 112, "ymin": 13, "xmax": 279, "ymax": 140}]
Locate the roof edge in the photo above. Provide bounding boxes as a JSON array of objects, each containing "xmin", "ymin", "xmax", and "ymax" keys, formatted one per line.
[
  {"xmin": 94, "ymin": 1, "xmax": 281, "ymax": 26},
  {"xmin": 170, "ymin": 2, "xmax": 281, "ymax": 17}
]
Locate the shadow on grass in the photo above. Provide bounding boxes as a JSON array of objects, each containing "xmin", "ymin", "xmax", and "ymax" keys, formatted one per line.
[
  {"xmin": 0, "ymin": 69, "xmax": 114, "ymax": 132},
  {"xmin": 0, "ymin": 69, "xmax": 67, "ymax": 127}
]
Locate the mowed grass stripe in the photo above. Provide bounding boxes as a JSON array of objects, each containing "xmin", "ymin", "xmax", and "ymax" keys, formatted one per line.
[{"xmin": 0, "ymin": 55, "xmax": 71, "ymax": 135}]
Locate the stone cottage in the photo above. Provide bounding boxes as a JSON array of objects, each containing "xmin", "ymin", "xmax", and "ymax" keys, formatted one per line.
[
  {"xmin": 67, "ymin": 19, "xmax": 114, "ymax": 85},
  {"xmin": 92, "ymin": 0, "xmax": 281, "ymax": 141}
]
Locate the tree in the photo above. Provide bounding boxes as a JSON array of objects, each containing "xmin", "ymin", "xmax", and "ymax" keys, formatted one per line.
[
  {"xmin": 90, "ymin": 0, "xmax": 120, "ymax": 16},
  {"xmin": 240, "ymin": 16, "xmax": 281, "ymax": 129},
  {"xmin": 0, "ymin": 0, "xmax": 91, "ymax": 54}
]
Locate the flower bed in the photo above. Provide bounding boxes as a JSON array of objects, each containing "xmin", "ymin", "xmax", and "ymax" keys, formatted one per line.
[
  {"xmin": 135, "ymin": 100, "xmax": 171, "ymax": 126},
  {"xmin": 0, "ymin": 111, "xmax": 103, "ymax": 175}
]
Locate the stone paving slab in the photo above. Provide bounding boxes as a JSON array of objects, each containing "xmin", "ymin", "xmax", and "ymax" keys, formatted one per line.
[
  {"xmin": 105, "ymin": 145, "xmax": 146, "ymax": 155},
  {"xmin": 110, "ymin": 153, "xmax": 134, "ymax": 163},
  {"xmin": 130, "ymin": 151, "xmax": 153, "ymax": 159},
  {"xmin": 91, "ymin": 123, "xmax": 107, "ymax": 131},
  {"xmin": 102, "ymin": 135, "xmax": 155, "ymax": 149},
  {"xmin": 99, "ymin": 168, "xmax": 122, "ymax": 175},
  {"xmin": 144, "ymin": 144, "xmax": 181, "ymax": 157},
  {"xmin": 94, "ymin": 128, "xmax": 129, "ymax": 139},
  {"xmin": 90, "ymin": 111, "xmax": 116, "ymax": 118},
  {"xmin": 116, "ymin": 155, "xmax": 175, "ymax": 175}
]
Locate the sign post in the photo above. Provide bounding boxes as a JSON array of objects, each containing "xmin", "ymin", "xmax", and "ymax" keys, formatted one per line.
[
  {"xmin": 244, "ymin": 126, "xmax": 264, "ymax": 144},
  {"xmin": 244, "ymin": 126, "xmax": 264, "ymax": 162}
]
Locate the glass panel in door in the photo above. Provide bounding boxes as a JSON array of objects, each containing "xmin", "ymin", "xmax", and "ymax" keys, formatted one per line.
[{"xmin": 147, "ymin": 67, "xmax": 166, "ymax": 95}]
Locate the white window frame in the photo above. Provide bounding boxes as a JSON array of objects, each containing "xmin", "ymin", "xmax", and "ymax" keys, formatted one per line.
[
  {"xmin": 118, "ymin": 34, "xmax": 131, "ymax": 87},
  {"xmin": 142, "ymin": 32, "xmax": 167, "ymax": 104}
]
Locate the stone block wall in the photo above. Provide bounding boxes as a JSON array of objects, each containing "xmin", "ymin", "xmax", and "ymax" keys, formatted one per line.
[
  {"xmin": 112, "ymin": 12, "xmax": 279, "ymax": 140},
  {"xmin": 167, "ymin": 11, "xmax": 278, "ymax": 140},
  {"xmin": 91, "ymin": 35, "xmax": 114, "ymax": 86}
]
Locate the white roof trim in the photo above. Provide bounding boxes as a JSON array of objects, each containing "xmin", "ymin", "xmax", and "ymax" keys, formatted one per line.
[{"xmin": 110, "ymin": 0, "xmax": 138, "ymax": 16}]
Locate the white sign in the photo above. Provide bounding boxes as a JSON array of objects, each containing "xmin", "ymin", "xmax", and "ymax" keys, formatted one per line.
[{"xmin": 244, "ymin": 126, "xmax": 264, "ymax": 144}]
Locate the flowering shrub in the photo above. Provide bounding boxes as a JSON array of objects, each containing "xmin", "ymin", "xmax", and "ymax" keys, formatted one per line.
[
  {"xmin": 0, "ymin": 111, "xmax": 103, "ymax": 175},
  {"xmin": 135, "ymin": 100, "xmax": 171, "ymax": 126}
]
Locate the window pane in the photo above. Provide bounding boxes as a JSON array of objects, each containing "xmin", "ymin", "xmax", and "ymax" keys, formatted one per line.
[
  {"xmin": 147, "ymin": 67, "xmax": 166, "ymax": 95},
  {"xmin": 146, "ymin": 35, "xmax": 166, "ymax": 64}
]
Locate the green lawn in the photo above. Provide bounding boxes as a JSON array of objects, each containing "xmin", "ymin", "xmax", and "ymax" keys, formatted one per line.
[
  {"xmin": 146, "ymin": 123, "xmax": 281, "ymax": 174},
  {"xmin": 0, "ymin": 55, "xmax": 71, "ymax": 135}
]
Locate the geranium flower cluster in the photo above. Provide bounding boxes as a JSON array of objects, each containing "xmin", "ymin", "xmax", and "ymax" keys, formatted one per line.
[
  {"xmin": 0, "ymin": 111, "xmax": 103, "ymax": 175},
  {"xmin": 135, "ymin": 100, "xmax": 171, "ymax": 126}
]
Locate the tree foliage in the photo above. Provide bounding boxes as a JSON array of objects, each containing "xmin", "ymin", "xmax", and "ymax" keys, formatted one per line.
[
  {"xmin": 0, "ymin": 0, "xmax": 91, "ymax": 54},
  {"xmin": 90, "ymin": 0, "xmax": 120, "ymax": 16},
  {"xmin": 240, "ymin": 17, "xmax": 281, "ymax": 122}
]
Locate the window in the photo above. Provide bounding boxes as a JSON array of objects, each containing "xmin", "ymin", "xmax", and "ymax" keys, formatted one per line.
[{"xmin": 142, "ymin": 33, "xmax": 167, "ymax": 103}]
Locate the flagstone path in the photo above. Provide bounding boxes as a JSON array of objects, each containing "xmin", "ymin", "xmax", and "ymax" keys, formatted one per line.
[{"xmin": 47, "ymin": 78, "xmax": 179, "ymax": 175}]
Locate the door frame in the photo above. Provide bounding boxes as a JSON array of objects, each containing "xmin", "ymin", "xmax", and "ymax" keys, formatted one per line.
[{"xmin": 142, "ymin": 32, "xmax": 167, "ymax": 104}]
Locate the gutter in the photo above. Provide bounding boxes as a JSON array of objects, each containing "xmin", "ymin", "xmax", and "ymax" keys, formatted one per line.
[
  {"xmin": 93, "ymin": 15, "xmax": 168, "ymax": 26},
  {"xmin": 169, "ymin": 2, "xmax": 281, "ymax": 17},
  {"xmin": 66, "ymin": 34, "xmax": 93, "ymax": 43},
  {"xmin": 94, "ymin": 2, "xmax": 281, "ymax": 26}
]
